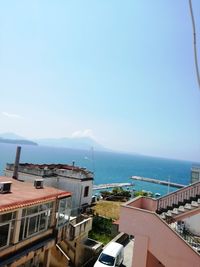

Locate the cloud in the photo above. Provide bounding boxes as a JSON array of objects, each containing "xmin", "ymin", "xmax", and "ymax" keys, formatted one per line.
[
  {"xmin": 71, "ymin": 129, "xmax": 96, "ymax": 139},
  {"xmin": 2, "ymin": 112, "xmax": 23, "ymax": 119}
]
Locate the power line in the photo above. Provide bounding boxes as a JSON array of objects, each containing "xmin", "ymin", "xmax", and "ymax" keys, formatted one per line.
[{"xmin": 188, "ymin": 0, "xmax": 200, "ymax": 90}]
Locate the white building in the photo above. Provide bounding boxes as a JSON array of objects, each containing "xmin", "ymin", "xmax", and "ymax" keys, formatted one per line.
[
  {"xmin": 191, "ymin": 166, "xmax": 200, "ymax": 184},
  {"xmin": 5, "ymin": 163, "xmax": 94, "ymax": 215}
]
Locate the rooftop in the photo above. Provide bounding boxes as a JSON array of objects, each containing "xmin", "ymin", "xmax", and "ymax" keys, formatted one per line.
[
  {"xmin": 0, "ymin": 176, "xmax": 71, "ymax": 213},
  {"xmin": 6, "ymin": 163, "xmax": 93, "ymax": 179},
  {"xmin": 20, "ymin": 163, "xmax": 90, "ymax": 171}
]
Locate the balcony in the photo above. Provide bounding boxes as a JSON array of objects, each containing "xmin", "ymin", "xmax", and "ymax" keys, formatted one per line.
[
  {"xmin": 119, "ymin": 181, "xmax": 200, "ymax": 266},
  {"xmin": 170, "ymin": 221, "xmax": 200, "ymax": 253},
  {"xmin": 157, "ymin": 180, "xmax": 200, "ymax": 214},
  {"xmin": 67, "ymin": 215, "xmax": 92, "ymax": 241},
  {"xmin": 119, "ymin": 196, "xmax": 200, "ymax": 267}
]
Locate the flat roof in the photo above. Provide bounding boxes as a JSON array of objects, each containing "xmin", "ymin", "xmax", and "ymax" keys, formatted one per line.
[
  {"xmin": 6, "ymin": 163, "xmax": 94, "ymax": 180},
  {"xmin": 8, "ymin": 163, "xmax": 93, "ymax": 174},
  {"xmin": 0, "ymin": 176, "xmax": 71, "ymax": 213}
]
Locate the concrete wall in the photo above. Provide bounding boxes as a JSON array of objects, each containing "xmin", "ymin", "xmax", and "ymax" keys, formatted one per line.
[
  {"xmin": 63, "ymin": 230, "xmax": 90, "ymax": 266},
  {"xmin": 50, "ymin": 245, "xmax": 70, "ymax": 267},
  {"xmin": 128, "ymin": 197, "xmax": 157, "ymax": 211}
]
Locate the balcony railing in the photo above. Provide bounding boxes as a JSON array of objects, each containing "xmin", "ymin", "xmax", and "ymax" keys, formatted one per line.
[
  {"xmin": 157, "ymin": 181, "xmax": 200, "ymax": 213},
  {"xmin": 68, "ymin": 215, "xmax": 92, "ymax": 241},
  {"xmin": 171, "ymin": 223, "xmax": 200, "ymax": 254}
]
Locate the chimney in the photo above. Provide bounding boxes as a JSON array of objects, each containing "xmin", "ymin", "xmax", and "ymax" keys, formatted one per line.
[{"xmin": 12, "ymin": 146, "xmax": 21, "ymax": 180}]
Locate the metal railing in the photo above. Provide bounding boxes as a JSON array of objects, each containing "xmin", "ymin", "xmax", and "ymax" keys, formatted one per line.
[
  {"xmin": 172, "ymin": 223, "xmax": 200, "ymax": 254},
  {"xmin": 68, "ymin": 216, "xmax": 92, "ymax": 241},
  {"xmin": 157, "ymin": 181, "xmax": 200, "ymax": 212}
]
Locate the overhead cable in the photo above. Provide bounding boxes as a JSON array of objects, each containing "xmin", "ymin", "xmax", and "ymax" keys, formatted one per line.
[{"xmin": 188, "ymin": 0, "xmax": 200, "ymax": 90}]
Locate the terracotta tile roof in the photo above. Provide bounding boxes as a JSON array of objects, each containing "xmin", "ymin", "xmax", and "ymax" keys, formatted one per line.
[{"xmin": 0, "ymin": 176, "xmax": 71, "ymax": 213}]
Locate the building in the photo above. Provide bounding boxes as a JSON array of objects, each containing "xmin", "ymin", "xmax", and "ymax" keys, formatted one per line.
[
  {"xmin": 0, "ymin": 175, "xmax": 71, "ymax": 267},
  {"xmin": 5, "ymin": 162, "xmax": 93, "ymax": 215},
  {"xmin": 119, "ymin": 181, "xmax": 200, "ymax": 267},
  {"xmin": 191, "ymin": 166, "xmax": 200, "ymax": 184},
  {"xmin": 3, "ymin": 147, "xmax": 100, "ymax": 266},
  {"xmin": 61, "ymin": 214, "xmax": 102, "ymax": 267}
]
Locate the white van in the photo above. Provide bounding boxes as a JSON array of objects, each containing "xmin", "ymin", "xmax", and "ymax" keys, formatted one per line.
[{"xmin": 94, "ymin": 242, "xmax": 124, "ymax": 267}]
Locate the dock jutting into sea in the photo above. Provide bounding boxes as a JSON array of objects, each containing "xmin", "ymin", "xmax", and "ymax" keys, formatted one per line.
[
  {"xmin": 131, "ymin": 176, "xmax": 185, "ymax": 188},
  {"xmin": 93, "ymin": 182, "xmax": 132, "ymax": 190}
]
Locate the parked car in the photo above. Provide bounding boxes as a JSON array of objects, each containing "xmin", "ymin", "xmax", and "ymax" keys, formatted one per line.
[{"xmin": 94, "ymin": 241, "xmax": 124, "ymax": 267}]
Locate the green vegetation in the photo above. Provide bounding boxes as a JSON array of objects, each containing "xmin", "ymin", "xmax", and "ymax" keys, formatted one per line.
[
  {"xmin": 89, "ymin": 215, "xmax": 114, "ymax": 245},
  {"xmin": 134, "ymin": 190, "xmax": 153, "ymax": 197},
  {"xmin": 90, "ymin": 189, "xmax": 155, "ymax": 245},
  {"xmin": 100, "ymin": 187, "xmax": 131, "ymax": 201},
  {"xmin": 89, "ymin": 232, "xmax": 113, "ymax": 245},
  {"xmin": 100, "ymin": 187, "xmax": 154, "ymax": 201}
]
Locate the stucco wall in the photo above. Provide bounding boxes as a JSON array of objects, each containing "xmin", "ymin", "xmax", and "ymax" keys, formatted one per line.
[{"xmin": 119, "ymin": 205, "xmax": 200, "ymax": 267}]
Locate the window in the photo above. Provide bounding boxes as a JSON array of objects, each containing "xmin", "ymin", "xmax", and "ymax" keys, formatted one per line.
[
  {"xmin": 19, "ymin": 202, "xmax": 53, "ymax": 241},
  {"xmin": 57, "ymin": 197, "xmax": 71, "ymax": 228},
  {"xmin": 84, "ymin": 186, "xmax": 89, "ymax": 197},
  {"xmin": 0, "ymin": 223, "xmax": 10, "ymax": 248},
  {"xmin": 99, "ymin": 253, "xmax": 115, "ymax": 266},
  {"xmin": 0, "ymin": 212, "xmax": 16, "ymax": 249}
]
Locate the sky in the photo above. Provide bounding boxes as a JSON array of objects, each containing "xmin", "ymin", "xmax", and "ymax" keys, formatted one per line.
[{"xmin": 0, "ymin": 0, "xmax": 200, "ymax": 162}]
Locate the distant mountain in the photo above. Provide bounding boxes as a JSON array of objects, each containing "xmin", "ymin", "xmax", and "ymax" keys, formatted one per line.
[
  {"xmin": 0, "ymin": 138, "xmax": 38, "ymax": 146},
  {"xmin": 35, "ymin": 137, "xmax": 107, "ymax": 151},
  {"xmin": 0, "ymin": 132, "xmax": 107, "ymax": 150},
  {"xmin": 0, "ymin": 132, "xmax": 37, "ymax": 146},
  {"xmin": 0, "ymin": 132, "xmax": 25, "ymax": 140}
]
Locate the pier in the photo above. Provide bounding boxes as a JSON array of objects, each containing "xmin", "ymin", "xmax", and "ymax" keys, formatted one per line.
[
  {"xmin": 93, "ymin": 182, "xmax": 132, "ymax": 190},
  {"xmin": 131, "ymin": 176, "xmax": 185, "ymax": 189}
]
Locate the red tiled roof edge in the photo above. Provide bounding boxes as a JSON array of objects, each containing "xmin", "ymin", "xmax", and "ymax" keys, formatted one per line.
[{"xmin": 0, "ymin": 191, "xmax": 71, "ymax": 213}]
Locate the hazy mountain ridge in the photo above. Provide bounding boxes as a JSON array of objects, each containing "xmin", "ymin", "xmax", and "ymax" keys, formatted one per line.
[
  {"xmin": 0, "ymin": 133, "xmax": 37, "ymax": 145},
  {"xmin": 0, "ymin": 132, "xmax": 107, "ymax": 151},
  {"xmin": 0, "ymin": 132, "xmax": 25, "ymax": 140},
  {"xmin": 0, "ymin": 138, "xmax": 38, "ymax": 146}
]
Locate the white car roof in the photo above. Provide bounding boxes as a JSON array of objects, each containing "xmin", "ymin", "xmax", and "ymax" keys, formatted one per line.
[{"xmin": 102, "ymin": 242, "xmax": 123, "ymax": 257}]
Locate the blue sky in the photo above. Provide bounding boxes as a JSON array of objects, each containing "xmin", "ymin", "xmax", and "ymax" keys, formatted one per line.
[{"xmin": 0, "ymin": 0, "xmax": 200, "ymax": 161}]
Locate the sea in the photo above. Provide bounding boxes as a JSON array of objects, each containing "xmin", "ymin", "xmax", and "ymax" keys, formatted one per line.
[{"xmin": 0, "ymin": 143, "xmax": 197, "ymax": 196}]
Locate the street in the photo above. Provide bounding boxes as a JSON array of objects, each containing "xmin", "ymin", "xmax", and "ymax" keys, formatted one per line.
[{"xmin": 122, "ymin": 238, "xmax": 134, "ymax": 267}]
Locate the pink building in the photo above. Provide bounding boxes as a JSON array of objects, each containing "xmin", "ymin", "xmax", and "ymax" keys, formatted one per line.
[{"xmin": 119, "ymin": 181, "xmax": 200, "ymax": 267}]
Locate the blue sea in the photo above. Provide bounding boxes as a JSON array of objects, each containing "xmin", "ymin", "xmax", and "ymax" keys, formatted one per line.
[{"xmin": 0, "ymin": 143, "xmax": 197, "ymax": 196}]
